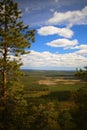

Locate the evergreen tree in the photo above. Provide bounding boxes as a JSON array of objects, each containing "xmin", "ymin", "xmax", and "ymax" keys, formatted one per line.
[
  {"xmin": 0, "ymin": 0, "xmax": 35, "ymax": 105},
  {"xmin": 75, "ymin": 66, "xmax": 87, "ymax": 81},
  {"xmin": 72, "ymin": 88, "xmax": 87, "ymax": 130},
  {"xmin": 0, "ymin": 0, "xmax": 35, "ymax": 129}
]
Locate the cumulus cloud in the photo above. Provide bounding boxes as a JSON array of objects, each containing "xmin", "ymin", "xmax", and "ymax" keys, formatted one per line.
[
  {"xmin": 75, "ymin": 49, "xmax": 87, "ymax": 56},
  {"xmin": 37, "ymin": 26, "xmax": 74, "ymax": 38},
  {"xmin": 72, "ymin": 44, "xmax": 87, "ymax": 56},
  {"xmin": 21, "ymin": 50, "xmax": 87, "ymax": 70},
  {"xmin": 67, "ymin": 44, "xmax": 87, "ymax": 56},
  {"xmin": 46, "ymin": 38, "xmax": 87, "ymax": 56},
  {"xmin": 71, "ymin": 44, "xmax": 87, "ymax": 50},
  {"xmin": 46, "ymin": 38, "xmax": 78, "ymax": 49},
  {"xmin": 48, "ymin": 6, "xmax": 87, "ymax": 26}
]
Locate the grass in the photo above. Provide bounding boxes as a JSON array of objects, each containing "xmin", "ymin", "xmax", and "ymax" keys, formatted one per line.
[
  {"xmin": 21, "ymin": 70, "xmax": 87, "ymax": 109},
  {"xmin": 21, "ymin": 71, "xmax": 86, "ymax": 93}
]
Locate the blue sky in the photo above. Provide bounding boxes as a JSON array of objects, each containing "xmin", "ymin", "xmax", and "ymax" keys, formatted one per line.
[{"xmin": 15, "ymin": 0, "xmax": 87, "ymax": 70}]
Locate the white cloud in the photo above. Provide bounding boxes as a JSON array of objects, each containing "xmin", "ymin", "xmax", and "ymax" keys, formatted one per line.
[
  {"xmin": 54, "ymin": 0, "xmax": 58, "ymax": 3},
  {"xmin": 69, "ymin": 44, "xmax": 87, "ymax": 56},
  {"xmin": 25, "ymin": 7, "xmax": 29, "ymax": 13},
  {"xmin": 73, "ymin": 45, "xmax": 87, "ymax": 56},
  {"xmin": 37, "ymin": 26, "xmax": 74, "ymax": 38},
  {"xmin": 71, "ymin": 44, "xmax": 87, "ymax": 50},
  {"xmin": 48, "ymin": 6, "xmax": 87, "ymax": 26},
  {"xmin": 46, "ymin": 38, "xmax": 78, "ymax": 49},
  {"xmin": 50, "ymin": 9, "xmax": 54, "ymax": 12},
  {"xmin": 21, "ymin": 50, "xmax": 87, "ymax": 70},
  {"xmin": 75, "ymin": 49, "xmax": 87, "ymax": 56}
]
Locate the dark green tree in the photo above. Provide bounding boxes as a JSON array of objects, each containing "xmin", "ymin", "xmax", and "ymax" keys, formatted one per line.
[
  {"xmin": 30, "ymin": 102, "xmax": 60, "ymax": 130},
  {"xmin": 0, "ymin": 0, "xmax": 35, "ymax": 105},
  {"xmin": 0, "ymin": 0, "xmax": 35, "ymax": 129},
  {"xmin": 72, "ymin": 88, "xmax": 87, "ymax": 130},
  {"xmin": 59, "ymin": 110, "xmax": 76, "ymax": 130},
  {"xmin": 75, "ymin": 66, "xmax": 87, "ymax": 81}
]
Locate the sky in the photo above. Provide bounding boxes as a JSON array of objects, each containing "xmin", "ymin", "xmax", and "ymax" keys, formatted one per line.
[{"xmin": 14, "ymin": 0, "xmax": 87, "ymax": 70}]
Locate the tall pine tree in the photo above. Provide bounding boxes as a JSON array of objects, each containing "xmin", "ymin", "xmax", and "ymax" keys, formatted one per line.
[
  {"xmin": 0, "ymin": 0, "xmax": 35, "ymax": 105},
  {"xmin": 0, "ymin": 0, "xmax": 35, "ymax": 129}
]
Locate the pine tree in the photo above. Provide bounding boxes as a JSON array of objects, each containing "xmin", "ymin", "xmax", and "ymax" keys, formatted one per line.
[
  {"xmin": 0, "ymin": 0, "xmax": 35, "ymax": 129},
  {"xmin": 0, "ymin": 0, "xmax": 35, "ymax": 105}
]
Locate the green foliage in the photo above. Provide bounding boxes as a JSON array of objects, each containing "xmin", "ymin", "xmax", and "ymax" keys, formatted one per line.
[
  {"xmin": 20, "ymin": 70, "xmax": 87, "ymax": 130},
  {"xmin": 59, "ymin": 110, "xmax": 76, "ymax": 130},
  {"xmin": 28, "ymin": 102, "xmax": 60, "ymax": 130},
  {"xmin": 0, "ymin": 0, "xmax": 35, "ymax": 92},
  {"xmin": 0, "ymin": 0, "xmax": 35, "ymax": 129},
  {"xmin": 0, "ymin": 0, "xmax": 35, "ymax": 100},
  {"xmin": 75, "ymin": 66, "xmax": 87, "ymax": 81},
  {"xmin": 71, "ymin": 88, "xmax": 87, "ymax": 130},
  {"xmin": 1, "ymin": 69, "xmax": 87, "ymax": 129}
]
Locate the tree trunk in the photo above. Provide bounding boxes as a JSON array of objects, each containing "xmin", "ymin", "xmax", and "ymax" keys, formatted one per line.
[
  {"xmin": 2, "ymin": 46, "xmax": 7, "ymax": 105},
  {"xmin": 2, "ymin": 69, "xmax": 7, "ymax": 105}
]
